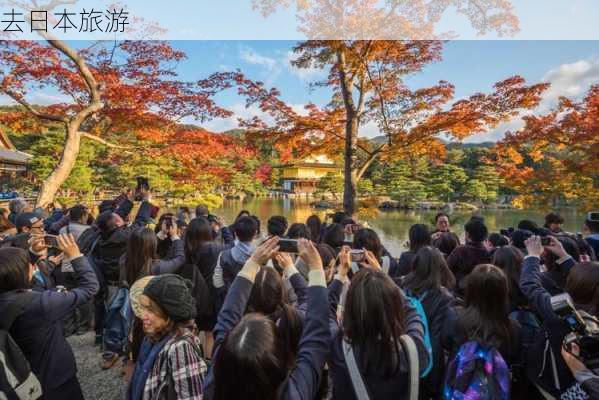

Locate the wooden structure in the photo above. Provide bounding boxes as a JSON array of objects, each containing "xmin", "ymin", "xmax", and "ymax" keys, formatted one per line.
[
  {"xmin": 0, "ymin": 130, "xmax": 32, "ymax": 194},
  {"xmin": 276, "ymin": 155, "xmax": 341, "ymax": 195}
]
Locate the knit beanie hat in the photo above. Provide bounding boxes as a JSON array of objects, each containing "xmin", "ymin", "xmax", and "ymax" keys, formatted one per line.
[{"xmin": 143, "ymin": 274, "xmax": 196, "ymax": 322}]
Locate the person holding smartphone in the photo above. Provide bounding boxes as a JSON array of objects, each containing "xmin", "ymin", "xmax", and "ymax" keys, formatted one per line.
[{"xmin": 0, "ymin": 234, "xmax": 99, "ymax": 400}]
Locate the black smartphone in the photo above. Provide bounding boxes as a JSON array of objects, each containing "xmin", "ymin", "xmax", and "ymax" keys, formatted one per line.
[
  {"xmin": 165, "ymin": 217, "xmax": 173, "ymax": 230},
  {"xmin": 541, "ymin": 236, "xmax": 552, "ymax": 246},
  {"xmin": 278, "ymin": 239, "xmax": 299, "ymax": 253},
  {"xmin": 44, "ymin": 235, "xmax": 59, "ymax": 248},
  {"xmin": 588, "ymin": 212, "xmax": 599, "ymax": 222},
  {"xmin": 350, "ymin": 249, "xmax": 365, "ymax": 263},
  {"xmin": 134, "ymin": 177, "xmax": 150, "ymax": 201}
]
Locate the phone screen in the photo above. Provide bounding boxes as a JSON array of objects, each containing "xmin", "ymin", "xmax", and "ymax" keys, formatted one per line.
[
  {"xmin": 278, "ymin": 239, "xmax": 299, "ymax": 253},
  {"xmin": 350, "ymin": 250, "xmax": 365, "ymax": 263},
  {"xmin": 44, "ymin": 235, "xmax": 59, "ymax": 248}
]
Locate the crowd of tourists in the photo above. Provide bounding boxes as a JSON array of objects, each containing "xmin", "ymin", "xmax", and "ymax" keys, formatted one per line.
[{"xmin": 0, "ymin": 191, "xmax": 598, "ymax": 400}]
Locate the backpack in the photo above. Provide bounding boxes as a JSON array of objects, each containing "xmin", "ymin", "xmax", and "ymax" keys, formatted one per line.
[
  {"xmin": 404, "ymin": 291, "xmax": 433, "ymax": 377},
  {"xmin": 102, "ymin": 287, "xmax": 132, "ymax": 354},
  {"xmin": 343, "ymin": 335, "xmax": 420, "ymax": 400},
  {"xmin": 178, "ymin": 263, "xmax": 214, "ymax": 327},
  {"xmin": 443, "ymin": 341, "xmax": 510, "ymax": 400},
  {"xmin": 0, "ymin": 292, "xmax": 43, "ymax": 400},
  {"xmin": 509, "ymin": 308, "xmax": 542, "ymax": 381}
]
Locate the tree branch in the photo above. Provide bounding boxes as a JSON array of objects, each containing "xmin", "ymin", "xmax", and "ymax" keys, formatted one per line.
[
  {"xmin": 3, "ymin": 89, "xmax": 67, "ymax": 123},
  {"xmin": 79, "ymin": 131, "xmax": 133, "ymax": 152}
]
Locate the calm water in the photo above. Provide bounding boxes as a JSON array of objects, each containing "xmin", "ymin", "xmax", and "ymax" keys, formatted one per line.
[{"xmin": 213, "ymin": 198, "xmax": 588, "ymax": 256}]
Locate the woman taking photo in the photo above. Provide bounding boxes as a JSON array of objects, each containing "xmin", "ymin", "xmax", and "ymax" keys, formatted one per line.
[
  {"xmin": 128, "ymin": 274, "xmax": 207, "ymax": 400},
  {"xmin": 204, "ymin": 237, "xmax": 330, "ymax": 400},
  {"xmin": 328, "ymin": 248, "xmax": 429, "ymax": 400},
  {"xmin": 0, "ymin": 234, "xmax": 99, "ymax": 399}
]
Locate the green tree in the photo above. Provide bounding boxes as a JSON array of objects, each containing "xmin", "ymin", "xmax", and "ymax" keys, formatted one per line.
[
  {"xmin": 472, "ymin": 165, "xmax": 503, "ymax": 202},
  {"xmin": 427, "ymin": 164, "xmax": 468, "ymax": 202},
  {"xmin": 464, "ymin": 179, "xmax": 488, "ymax": 203},
  {"xmin": 315, "ymin": 173, "xmax": 344, "ymax": 199},
  {"xmin": 357, "ymin": 178, "xmax": 374, "ymax": 196}
]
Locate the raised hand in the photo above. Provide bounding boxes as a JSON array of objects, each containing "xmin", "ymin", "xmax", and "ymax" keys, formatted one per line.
[{"xmin": 298, "ymin": 238, "xmax": 323, "ymax": 271}]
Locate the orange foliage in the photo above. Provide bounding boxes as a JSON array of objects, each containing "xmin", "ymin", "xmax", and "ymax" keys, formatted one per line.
[{"xmin": 494, "ymin": 85, "xmax": 599, "ymax": 208}]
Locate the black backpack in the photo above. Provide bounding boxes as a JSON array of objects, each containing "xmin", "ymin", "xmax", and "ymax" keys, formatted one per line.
[
  {"xmin": 178, "ymin": 263, "xmax": 213, "ymax": 328},
  {"xmin": 0, "ymin": 291, "xmax": 43, "ymax": 400}
]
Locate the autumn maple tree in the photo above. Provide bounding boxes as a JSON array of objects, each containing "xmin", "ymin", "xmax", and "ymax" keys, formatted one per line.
[
  {"xmin": 237, "ymin": 40, "xmax": 548, "ymax": 214},
  {"xmin": 245, "ymin": 0, "xmax": 550, "ymax": 215},
  {"xmin": 0, "ymin": 3, "xmax": 240, "ymax": 206},
  {"xmin": 494, "ymin": 85, "xmax": 599, "ymax": 209}
]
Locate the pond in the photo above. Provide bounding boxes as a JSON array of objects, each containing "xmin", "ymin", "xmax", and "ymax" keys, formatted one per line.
[{"xmin": 213, "ymin": 198, "xmax": 588, "ymax": 256}]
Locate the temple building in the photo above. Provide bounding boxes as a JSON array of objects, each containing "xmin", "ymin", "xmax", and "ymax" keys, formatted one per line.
[
  {"xmin": 277, "ymin": 155, "xmax": 341, "ymax": 195},
  {"xmin": 0, "ymin": 130, "xmax": 31, "ymax": 196}
]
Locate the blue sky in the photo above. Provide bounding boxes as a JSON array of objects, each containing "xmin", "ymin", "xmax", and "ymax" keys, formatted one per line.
[
  {"xmin": 1, "ymin": 40, "xmax": 598, "ymax": 143},
  {"xmin": 168, "ymin": 40, "xmax": 599, "ymax": 142}
]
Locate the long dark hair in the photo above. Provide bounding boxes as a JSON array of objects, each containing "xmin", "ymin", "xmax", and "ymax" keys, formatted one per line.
[
  {"xmin": 492, "ymin": 246, "xmax": 526, "ymax": 308},
  {"xmin": 124, "ymin": 228, "xmax": 157, "ymax": 286},
  {"xmin": 343, "ymin": 268, "xmax": 407, "ymax": 377},
  {"xmin": 247, "ymin": 267, "xmax": 303, "ymax": 369},
  {"xmin": 306, "ymin": 215, "xmax": 321, "ymax": 243},
  {"xmin": 323, "ymin": 223, "xmax": 345, "ymax": 249},
  {"xmin": 461, "ymin": 264, "xmax": 511, "ymax": 348},
  {"xmin": 408, "ymin": 224, "xmax": 431, "ymax": 252},
  {"xmin": 184, "ymin": 217, "xmax": 214, "ymax": 263},
  {"xmin": 566, "ymin": 262, "xmax": 599, "ymax": 315},
  {"xmin": 213, "ymin": 313, "xmax": 287, "ymax": 400},
  {"xmin": 403, "ymin": 246, "xmax": 456, "ymax": 295},
  {"xmin": 353, "ymin": 228, "xmax": 384, "ymax": 260}
]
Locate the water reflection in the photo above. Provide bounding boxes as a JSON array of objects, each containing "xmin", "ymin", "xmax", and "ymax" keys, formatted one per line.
[{"xmin": 214, "ymin": 198, "xmax": 586, "ymax": 256}]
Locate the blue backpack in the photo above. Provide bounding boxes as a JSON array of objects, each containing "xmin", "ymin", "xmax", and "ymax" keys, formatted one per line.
[
  {"xmin": 404, "ymin": 291, "xmax": 433, "ymax": 377},
  {"xmin": 103, "ymin": 287, "xmax": 132, "ymax": 354},
  {"xmin": 443, "ymin": 341, "xmax": 510, "ymax": 400}
]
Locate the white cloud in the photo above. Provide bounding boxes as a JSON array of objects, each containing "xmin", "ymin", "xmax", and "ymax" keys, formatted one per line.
[
  {"xmin": 467, "ymin": 58, "xmax": 599, "ymax": 143},
  {"xmin": 540, "ymin": 58, "xmax": 599, "ymax": 109},
  {"xmin": 239, "ymin": 47, "xmax": 278, "ymax": 71}
]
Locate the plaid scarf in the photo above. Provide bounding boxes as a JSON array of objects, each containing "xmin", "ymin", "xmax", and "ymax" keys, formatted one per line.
[{"xmin": 142, "ymin": 328, "xmax": 207, "ymax": 400}]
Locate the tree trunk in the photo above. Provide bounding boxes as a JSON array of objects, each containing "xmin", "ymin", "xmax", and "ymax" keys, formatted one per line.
[
  {"xmin": 36, "ymin": 125, "xmax": 81, "ymax": 208},
  {"xmin": 343, "ymin": 114, "xmax": 359, "ymax": 215}
]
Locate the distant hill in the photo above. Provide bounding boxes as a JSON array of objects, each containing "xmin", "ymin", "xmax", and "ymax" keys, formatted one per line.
[{"xmin": 369, "ymin": 135, "xmax": 494, "ymax": 149}]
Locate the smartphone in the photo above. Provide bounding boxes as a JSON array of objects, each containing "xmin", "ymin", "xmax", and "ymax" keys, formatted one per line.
[
  {"xmin": 541, "ymin": 236, "xmax": 552, "ymax": 246},
  {"xmin": 588, "ymin": 212, "xmax": 599, "ymax": 222},
  {"xmin": 349, "ymin": 224, "xmax": 362, "ymax": 234},
  {"xmin": 165, "ymin": 217, "xmax": 173, "ymax": 230},
  {"xmin": 134, "ymin": 176, "xmax": 150, "ymax": 201},
  {"xmin": 278, "ymin": 238, "xmax": 299, "ymax": 253},
  {"xmin": 44, "ymin": 235, "xmax": 59, "ymax": 248},
  {"xmin": 350, "ymin": 249, "xmax": 365, "ymax": 263}
]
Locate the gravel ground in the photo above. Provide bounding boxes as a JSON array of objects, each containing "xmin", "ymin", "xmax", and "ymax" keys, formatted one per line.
[{"xmin": 68, "ymin": 333, "xmax": 125, "ymax": 400}]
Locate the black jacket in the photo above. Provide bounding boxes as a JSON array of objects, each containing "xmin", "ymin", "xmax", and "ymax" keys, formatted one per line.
[
  {"xmin": 519, "ymin": 255, "xmax": 577, "ymax": 396},
  {"xmin": 0, "ymin": 256, "xmax": 99, "ymax": 393},
  {"xmin": 92, "ymin": 200, "xmax": 151, "ymax": 283}
]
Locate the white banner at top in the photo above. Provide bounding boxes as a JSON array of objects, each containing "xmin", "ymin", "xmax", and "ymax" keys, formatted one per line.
[{"xmin": 0, "ymin": 0, "xmax": 597, "ymax": 40}]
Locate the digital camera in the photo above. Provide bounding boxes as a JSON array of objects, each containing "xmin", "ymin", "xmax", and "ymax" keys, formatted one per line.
[{"xmin": 551, "ymin": 293, "xmax": 599, "ymax": 369}]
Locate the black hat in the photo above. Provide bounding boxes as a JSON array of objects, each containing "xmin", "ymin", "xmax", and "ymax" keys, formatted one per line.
[
  {"xmin": 15, "ymin": 212, "xmax": 42, "ymax": 230},
  {"xmin": 142, "ymin": 275, "xmax": 195, "ymax": 322}
]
